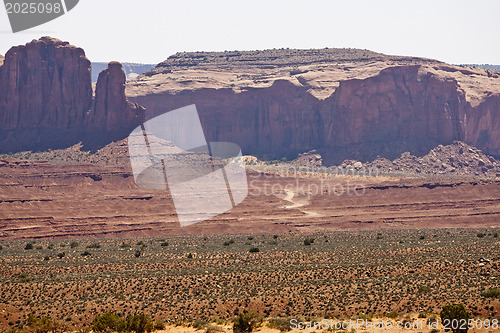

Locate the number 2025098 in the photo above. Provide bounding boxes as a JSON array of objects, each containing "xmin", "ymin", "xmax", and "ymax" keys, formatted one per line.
[
  {"xmin": 5, "ymin": 2, "xmax": 62, "ymax": 14},
  {"xmin": 442, "ymin": 318, "xmax": 499, "ymax": 331}
]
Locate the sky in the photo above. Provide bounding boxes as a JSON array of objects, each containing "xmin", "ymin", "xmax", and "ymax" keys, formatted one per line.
[{"xmin": 0, "ymin": 0, "xmax": 499, "ymax": 65}]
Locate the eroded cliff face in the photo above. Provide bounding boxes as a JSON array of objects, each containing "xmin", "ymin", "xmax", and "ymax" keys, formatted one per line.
[
  {"xmin": 130, "ymin": 62, "xmax": 500, "ymax": 162},
  {"xmin": 86, "ymin": 61, "xmax": 144, "ymax": 130},
  {"xmin": 465, "ymin": 95, "xmax": 500, "ymax": 156},
  {"xmin": 319, "ymin": 65, "xmax": 473, "ymax": 162},
  {"xmin": 0, "ymin": 37, "xmax": 143, "ymax": 152},
  {"xmin": 322, "ymin": 65, "xmax": 500, "ymax": 161},
  {"xmin": 326, "ymin": 66, "xmax": 466, "ymax": 145},
  {"xmin": 133, "ymin": 79, "xmax": 323, "ymax": 156},
  {"xmin": 0, "ymin": 36, "xmax": 92, "ymax": 130}
]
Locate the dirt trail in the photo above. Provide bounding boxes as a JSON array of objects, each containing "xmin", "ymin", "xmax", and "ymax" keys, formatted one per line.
[{"xmin": 281, "ymin": 189, "xmax": 323, "ymax": 218}]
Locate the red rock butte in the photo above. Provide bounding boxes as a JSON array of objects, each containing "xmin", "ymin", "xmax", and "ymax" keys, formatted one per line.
[
  {"xmin": 0, "ymin": 38, "xmax": 499, "ymax": 163},
  {"xmin": 0, "ymin": 37, "xmax": 144, "ymax": 152}
]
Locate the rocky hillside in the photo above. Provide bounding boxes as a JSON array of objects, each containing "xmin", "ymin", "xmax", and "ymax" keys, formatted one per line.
[
  {"xmin": 0, "ymin": 37, "xmax": 144, "ymax": 153},
  {"xmin": 127, "ymin": 49, "xmax": 500, "ymax": 163},
  {"xmin": 346, "ymin": 141, "xmax": 500, "ymax": 177}
]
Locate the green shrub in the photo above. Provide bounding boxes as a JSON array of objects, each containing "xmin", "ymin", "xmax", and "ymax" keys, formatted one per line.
[
  {"xmin": 81, "ymin": 251, "xmax": 91, "ymax": 256},
  {"xmin": 87, "ymin": 243, "xmax": 101, "ymax": 249},
  {"xmin": 440, "ymin": 304, "xmax": 470, "ymax": 333},
  {"xmin": 387, "ymin": 312, "xmax": 399, "ymax": 319},
  {"xmin": 267, "ymin": 318, "xmax": 291, "ymax": 331},
  {"xmin": 25, "ymin": 242, "xmax": 34, "ymax": 250},
  {"xmin": 17, "ymin": 273, "xmax": 32, "ymax": 282},
  {"xmin": 418, "ymin": 285, "xmax": 432, "ymax": 293},
  {"xmin": 27, "ymin": 313, "xmax": 55, "ymax": 333},
  {"xmin": 57, "ymin": 252, "xmax": 65, "ymax": 259},
  {"xmin": 91, "ymin": 312, "xmax": 155, "ymax": 333},
  {"xmin": 70, "ymin": 241, "xmax": 79, "ymax": 248},
  {"xmin": 160, "ymin": 242, "xmax": 169, "ymax": 247},
  {"xmin": 233, "ymin": 312, "xmax": 261, "ymax": 333},
  {"xmin": 224, "ymin": 239, "xmax": 235, "ymax": 246},
  {"xmin": 303, "ymin": 238, "xmax": 314, "ymax": 246},
  {"xmin": 193, "ymin": 319, "xmax": 207, "ymax": 330},
  {"xmin": 154, "ymin": 321, "xmax": 165, "ymax": 330},
  {"xmin": 91, "ymin": 312, "xmax": 126, "ymax": 332},
  {"xmin": 126, "ymin": 313, "xmax": 154, "ymax": 333},
  {"xmin": 481, "ymin": 288, "xmax": 500, "ymax": 299},
  {"xmin": 249, "ymin": 247, "xmax": 260, "ymax": 253}
]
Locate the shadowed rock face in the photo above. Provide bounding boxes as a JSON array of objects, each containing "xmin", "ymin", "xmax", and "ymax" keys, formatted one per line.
[
  {"xmin": 323, "ymin": 66, "xmax": 500, "ymax": 160},
  {"xmin": 0, "ymin": 36, "xmax": 92, "ymax": 130},
  {"xmin": 0, "ymin": 37, "xmax": 143, "ymax": 152},
  {"xmin": 130, "ymin": 79, "xmax": 324, "ymax": 158},
  {"xmin": 319, "ymin": 66, "xmax": 470, "ymax": 162},
  {"xmin": 130, "ymin": 59, "xmax": 500, "ymax": 163},
  {"xmin": 86, "ymin": 61, "xmax": 144, "ymax": 130},
  {"xmin": 326, "ymin": 66, "xmax": 466, "ymax": 146},
  {"xmin": 465, "ymin": 94, "xmax": 500, "ymax": 156}
]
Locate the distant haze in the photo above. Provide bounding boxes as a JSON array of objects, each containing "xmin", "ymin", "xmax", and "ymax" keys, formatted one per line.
[{"xmin": 91, "ymin": 63, "xmax": 155, "ymax": 82}]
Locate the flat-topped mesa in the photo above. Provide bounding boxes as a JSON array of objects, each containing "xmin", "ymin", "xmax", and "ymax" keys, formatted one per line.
[
  {"xmin": 146, "ymin": 47, "xmax": 441, "ymax": 75},
  {"xmin": 0, "ymin": 37, "xmax": 144, "ymax": 152},
  {"xmin": 127, "ymin": 48, "xmax": 449, "ymax": 102},
  {"xmin": 152, "ymin": 48, "xmax": 385, "ymax": 71},
  {"xmin": 129, "ymin": 50, "xmax": 500, "ymax": 162}
]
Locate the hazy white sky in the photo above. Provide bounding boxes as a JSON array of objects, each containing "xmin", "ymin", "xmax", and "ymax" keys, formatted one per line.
[{"xmin": 1, "ymin": 0, "xmax": 499, "ymax": 65}]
